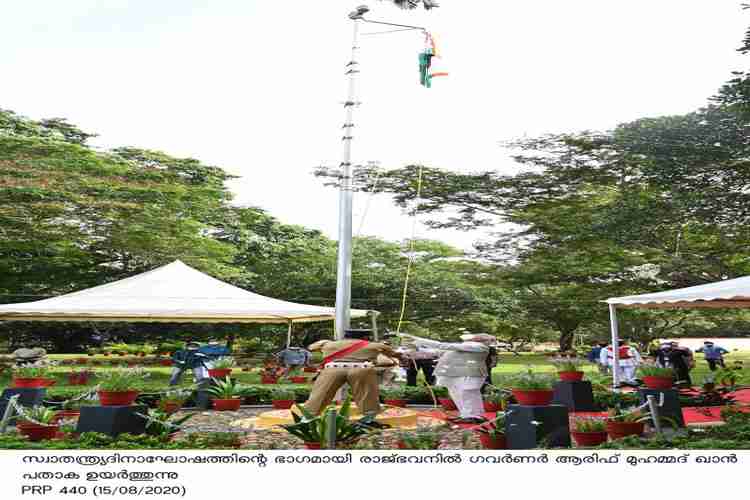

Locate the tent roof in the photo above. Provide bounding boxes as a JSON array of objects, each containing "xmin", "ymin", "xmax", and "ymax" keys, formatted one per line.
[
  {"xmin": 606, "ymin": 275, "xmax": 750, "ymax": 309},
  {"xmin": 0, "ymin": 260, "xmax": 371, "ymax": 323}
]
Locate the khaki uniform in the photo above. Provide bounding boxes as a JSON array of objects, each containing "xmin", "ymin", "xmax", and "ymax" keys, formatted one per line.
[{"xmin": 304, "ymin": 340, "xmax": 398, "ymax": 415}]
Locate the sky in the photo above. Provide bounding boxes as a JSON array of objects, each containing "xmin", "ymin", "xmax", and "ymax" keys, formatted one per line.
[{"xmin": 1, "ymin": 1, "xmax": 747, "ymax": 250}]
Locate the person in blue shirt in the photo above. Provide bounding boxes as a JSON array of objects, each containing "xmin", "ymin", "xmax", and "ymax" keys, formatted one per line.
[
  {"xmin": 587, "ymin": 343, "xmax": 608, "ymax": 374},
  {"xmin": 695, "ymin": 341, "xmax": 730, "ymax": 371}
]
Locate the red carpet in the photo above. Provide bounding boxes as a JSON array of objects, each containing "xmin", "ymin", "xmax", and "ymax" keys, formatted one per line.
[{"xmin": 420, "ymin": 388, "xmax": 750, "ymax": 428}]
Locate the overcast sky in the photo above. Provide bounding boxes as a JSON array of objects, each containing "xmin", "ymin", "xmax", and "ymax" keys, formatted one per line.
[{"xmin": 1, "ymin": 1, "xmax": 746, "ymax": 250}]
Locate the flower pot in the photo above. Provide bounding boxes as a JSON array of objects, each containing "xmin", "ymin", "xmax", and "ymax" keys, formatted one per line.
[
  {"xmin": 160, "ymin": 359, "xmax": 173, "ymax": 367},
  {"xmin": 477, "ymin": 433, "xmax": 506, "ymax": 450},
  {"xmin": 304, "ymin": 366, "xmax": 318, "ymax": 373},
  {"xmin": 98, "ymin": 390, "xmax": 139, "ymax": 406},
  {"xmin": 77, "ymin": 358, "xmax": 88, "ymax": 365},
  {"xmin": 290, "ymin": 376, "xmax": 307, "ymax": 384},
  {"xmin": 571, "ymin": 431, "xmax": 608, "ymax": 447},
  {"xmin": 40, "ymin": 378, "xmax": 57, "ymax": 387},
  {"xmin": 17, "ymin": 422, "xmax": 59, "ymax": 442},
  {"xmin": 261, "ymin": 376, "xmax": 279, "ymax": 385},
  {"xmin": 159, "ymin": 401, "xmax": 182, "ymax": 414},
  {"xmin": 304, "ymin": 442, "xmax": 322, "ymax": 450},
  {"xmin": 606, "ymin": 421, "xmax": 645, "ymax": 440},
  {"xmin": 13, "ymin": 378, "xmax": 53, "ymax": 388},
  {"xmin": 438, "ymin": 398, "xmax": 457, "ymax": 411},
  {"xmin": 212, "ymin": 398, "xmax": 241, "ymax": 411},
  {"xmin": 396, "ymin": 440, "xmax": 407, "ymax": 449},
  {"xmin": 54, "ymin": 410, "xmax": 81, "ymax": 422},
  {"xmin": 511, "ymin": 389, "xmax": 554, "ymax": 406},
  {"xmin": 208, "ymin": 368, "xmax": 232, "ymax": 379},
  {"xmin": 384, "ymin": 399, "xmax": 408, "ymax": 408},
  {"xmin": 483, "ymin": 401, "xmax": 501, "ymax": 412},
  {"xmin": 272, "ymin": 399, "xmax": 295, "ymax": 410},
  {"xmin": 642, "ymin": 376, "xmax": 673, "ymax": 390},
  {"xmin": 558, "ymin": 371, "xmax": 584, "ymax": 382}
]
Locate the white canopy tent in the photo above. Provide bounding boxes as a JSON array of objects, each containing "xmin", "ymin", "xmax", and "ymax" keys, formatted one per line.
[
  {"xmin": 0, "ymin": 260, "xmax": 376, "ymax": 346},
  {"xmin": 605, "ymin": 275, "xmax": 750, "ymax": 386}
]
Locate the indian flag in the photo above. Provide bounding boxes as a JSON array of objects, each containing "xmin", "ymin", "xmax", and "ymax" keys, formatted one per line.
[{"xmin": 419, "ymin": 32, "xmax": 448, "ymax": 88}]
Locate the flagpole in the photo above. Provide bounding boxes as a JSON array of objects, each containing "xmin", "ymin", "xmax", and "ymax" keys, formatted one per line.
[{"xmin": 334, "ymin": 8, "xmax": 366, "ymax": 341}]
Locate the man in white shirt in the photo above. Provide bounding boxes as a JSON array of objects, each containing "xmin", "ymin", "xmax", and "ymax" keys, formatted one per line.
[
  {"xmin": 398, "ymin": 332, "xmax": 494, "ymax": 424},
  {"xmin": 600, "ymin": 340, "xmax": 642, "ymax": 386}
]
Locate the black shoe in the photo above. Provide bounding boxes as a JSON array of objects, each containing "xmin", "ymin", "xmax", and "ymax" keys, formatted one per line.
[{"xmin": 451, "ymin": 417, "xmax": 487, "ymax": 424}]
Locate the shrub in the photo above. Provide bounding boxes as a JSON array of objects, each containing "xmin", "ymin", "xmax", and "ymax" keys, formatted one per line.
[
  {"xmin": 551, "ymin": 357, "xmax": 585, "ymax": 372},
  {"xmin": 380, "ymin": 386, "xmax": 409, "ymax": 399},
  {"xmin": 97, "ymin": 368, "xmax": 148, "ymax": 392},
  {"xmin": 211, "ymin": 357, "xmax": 235, "ymax": 369},
  {"xmin": 271, "ymin": 388, "xmax": 296, "ymax": 401},
  {"xmin": 572, "ymin": 417, "xmax": 607, "ymax": 433},
  {"xmin": 508, "ymin": 369, "xmax": 555, "ymax": 390},
  {"xmin": 396, "ymin": 425, "xmax": 448, "ymax": 449},
  {"xmin": 638, "ymin": 365, "xmax": 674, "ymax": 377}
]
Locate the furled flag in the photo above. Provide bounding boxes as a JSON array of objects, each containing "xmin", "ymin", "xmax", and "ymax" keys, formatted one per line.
[{"xmin": 419, "ymin": 32, "xmax": 448, "ymax": 88}]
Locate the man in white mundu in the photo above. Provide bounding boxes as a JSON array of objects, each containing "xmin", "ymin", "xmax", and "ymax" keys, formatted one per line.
[
  {"xmin": 399, "ymin": 332, "xmax": 493, "ymax": 424},
  {"xmin": 600, "ymin": 340, "xmax": 642, "ymax": 385}
]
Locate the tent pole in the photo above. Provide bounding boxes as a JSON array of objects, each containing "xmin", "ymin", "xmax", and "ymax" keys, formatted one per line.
[
  {"xmin": 286, "ymin": 321, "xmax": 293, "ymax": 348},
  {"xmin": 608, "ymin": 304, "xmax": 621, "ymax": 389},
  {"xmin": 371, "ymin": 311, "xmax": 379, "ymax": 341}
]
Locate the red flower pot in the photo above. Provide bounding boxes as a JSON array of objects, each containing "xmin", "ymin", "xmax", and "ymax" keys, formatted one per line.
[
  {"xmin": 76, "ymin": 358, "xmax": 88, "ymax": 365},
  {"xmin": 384, "ymin": 399, "xmax": 408, "ymax": 408},
  {"xmin": 261, "ymin": 376, "xmax": 279, "ymax": 385},
  {"xmin": 208, "ymin": 368, "xmax": 232, "ymax": 378},
  {"xmin": 12, "ymin": 378, "xmax": 48, "ymax": 388},
  {"xmin": 160, "ymin": 359, "xmax": 173, "ymax": 367},
  {"xmin": 98, "ymin": 390, "xmax": 139, "ymax": 406},
  {"xmin": 483, "ymin": 401, "xmax": 501, "ymax": 412},
  {"xmin": 304, "ymin": 442, "xmax": 322, "ymax": 450},
  {"xmin": 304, "ymin": 367, "xmax": 318, "ymax": 373},
  {"xmin": 439, "ymin": 398, "xmax": 457, "ymax": 411},
  {"xmin": 272, "ymin": 399, "xmax": 295, "ymax": 410},
  {"xmin": 558, "ymin": 371, "xmax": 584, "ymax": 382},
  {"xmin": 17, "ymin": 422, "xmax": 59, "ymax": 442},
  {"xmin": 54, "ymin": 410, "xmax": 81, "ymax": 422},
  {"xmin": 571, "ymin": 431, "xmax": 608, "ymax": 447},
  {"xmin": 606, "ymin": 421, "xmax": 645, "ymax": 440},
  {"xmin": 642, "ymin": 376, "xmax": 673, "ymax": 390},
  {"xmin": 478, "ymin": 433, "xmax": 506, "ymax": 450},
  {"xmin": 290, "ymin": 376, "xmax": 307, "ymax": 384},
  {"xmin": 212, "ymin": 398, "xmax": 241, "ymax": 411},
  {"xmin": 397, "ymin": 441, "xmax": 407, "ymax": 449},
  {"xmin": 511, "ymin": 389, "xmax": 554, "ymax": 406}
]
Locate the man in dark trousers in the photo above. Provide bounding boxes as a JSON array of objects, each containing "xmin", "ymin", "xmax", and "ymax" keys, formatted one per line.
[
  {"xmin": 656, "ymin": 342, "xmax": 693, "ymax": 387},
  {"xmin": 695, "ymin": 341, "xmax": 730, "ymax": 371}
]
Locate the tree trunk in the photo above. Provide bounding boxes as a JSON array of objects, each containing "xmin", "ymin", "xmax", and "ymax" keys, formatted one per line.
[{"xmin": 558, "ymin": 329, "xmax": 576, "ymax": 352}]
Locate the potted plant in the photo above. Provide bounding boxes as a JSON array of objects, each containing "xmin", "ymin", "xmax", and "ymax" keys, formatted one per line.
[
  {"xmin": 67, "ymin": 368, "xmax": 93, "ymax": 386},
  {"xmin": 639, "ymin": 365, "xmax": 674, "ymax": 390},
  {"xmin": 208, "ymin": 377, "xmax": 242, "ymax": 411},
  {"xmin": 141, "ymin": 408, "xmax": 195, "ymax": 439},
  {"xmin": 483, "ymin": 386, "xmax": 508, "ymax": 412},
  {"xmin": 552, "ymin": 357, "xmax": 586, "ymax": 382},
  {"xmin": 605, "ymin": 406, "xmax": 648, "ymax": 440},
  {"xmin": 208, "ymin": 357, "xmax": 235, "ymax": 379},
  {"xmin": 157, "ymin": 389, "xmax": 190, "ymax": 414},
  {"xmin": 280, "ymin": 397, "xmax": 378, "ymax": 449},
  {"xmin": 260, "ymin": 360, "xmax": 282, "ymax": 384},
  {"xmin": 271, "ymin": 388, "xmax": 297, "ymax": 410},
  {"xmin": 12, "ymin": 362, "xmax": 55, "ymax": 388},
  {"xmin": 474, "ymin": 412, "xmax": 507, "ymax": 449},
  {"xmin": 96, "ymin": 368, "xmax": 147, "ymax": 406},
  {"xmin": 287, "ymin": 367, "xmax": 308, "ymax": 384},
  {"xmin": 508, "ymin": 369, "xmax": 556, "ymax": 405},
  {"xmin": 396, "ymin": 425, "xmax": 447, "ymax": 450},
  {"xmin": 571, "ymin": 416, "xmax": 608, "ymax": 446},
  {"xmin": 15, "ymin": 406, "xmax": 60, "ymax": 441},
  {"xmin": 433, "ymin": 386, "xmax": 457, "ymax": 411},
  {"xmin": 381, "ymin": 386, "xmax": 409, "ymax": 407}
]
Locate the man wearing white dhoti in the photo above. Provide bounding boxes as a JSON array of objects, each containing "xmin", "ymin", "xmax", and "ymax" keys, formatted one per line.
[{"xmin": 398, "ymin": 332, "xmax": 494, "ymax": 424}]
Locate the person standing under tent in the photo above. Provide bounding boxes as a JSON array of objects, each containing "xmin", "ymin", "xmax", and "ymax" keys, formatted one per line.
[
  {"xmin": 695, "ymin": 341, "xmax": 730, "ymax": 371},
  {"xmin": 600, "ymin": 340, "xmax": 642, "ymax": 386},
  {"xmin": 303, "ymin": 329, "xmax": 404, "ymax": 418},
  {"xmin": 655, "ymin": 342, "xmax": 693, "ymax": 386},
  {"xmin": 399, "ymin": 332, "xmax": 494, "ymax": 424},
  {"xmin": 275, "ymin": 346, "xmax": 312, "ymax": 378}
]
